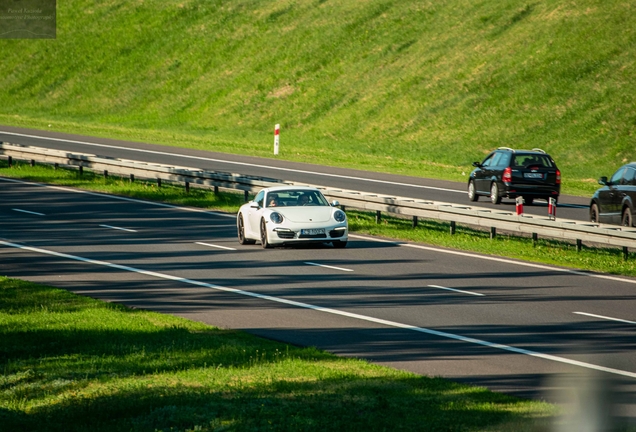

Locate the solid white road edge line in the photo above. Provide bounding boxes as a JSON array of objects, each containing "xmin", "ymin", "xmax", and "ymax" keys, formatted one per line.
[
  {"xmin": 574, "ymin": 312, "xmax": 636, "ymax": 325},
  {"xmin": 195, "ymin": 242, "xmax": 237, "ymax": 251},
  {"xmin": 348, "ymin": 234, "xmax": 636, "ymax": 286},
  {"xmin": 2, "ymin": 239, "xmax": 636, "ymax": 379},
  {"xmin": 428, "ymin": 284, "xmax": 484, "ymax": 296},
  {"xmin": 100, "ymin": 224, "xmax": 137, "ymax": 233},
  {"xmin": 304, "ymin": 262, "xmax": 354, "ymax": 272},
  {"xmin": 0, "ymin": 130, "xmax": 464, "ymax": 194},
  {"xmin": 12, "ymin": 208, "xmax": 45, "ymax": 216}
]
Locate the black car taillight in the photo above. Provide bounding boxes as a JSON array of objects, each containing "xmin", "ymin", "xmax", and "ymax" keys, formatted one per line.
[
  {"xmin": 556, "ymin": 169, "xmax": 561, "ymax": 184},
  {"xmin": 503, "ymin": 167, "xmax": 512, "ymax": 183}
]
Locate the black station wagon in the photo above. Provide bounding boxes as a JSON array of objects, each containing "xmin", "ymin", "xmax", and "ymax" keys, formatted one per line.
[
  {"xmin": 589, "ymin": 163, "xmax": 636, "ymax": 227},
  {"xmin": 468, "ymin": 147, "xmax": 561, "ymax": 205}
]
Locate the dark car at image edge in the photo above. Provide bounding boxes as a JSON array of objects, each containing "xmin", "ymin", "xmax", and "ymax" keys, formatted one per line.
[
  {"xmin": 589, "ymin": 162, "xmax": 636, "ymax": 227},
  {"xmin": 468, "ymin": 147, "xmax": 561, "ymax": 205}
]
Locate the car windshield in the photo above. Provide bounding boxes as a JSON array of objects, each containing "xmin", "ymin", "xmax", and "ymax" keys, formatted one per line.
[{"xmin": 266, "ymin": 189, "xmax": 329, "ymax": 207}]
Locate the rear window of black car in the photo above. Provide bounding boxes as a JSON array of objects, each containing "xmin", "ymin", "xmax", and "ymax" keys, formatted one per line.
[{"xmin": 512, "ymin": 154, "xmax": 554, "ymax": 168}]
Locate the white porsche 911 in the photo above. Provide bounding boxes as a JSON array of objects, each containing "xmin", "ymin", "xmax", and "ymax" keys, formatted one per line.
[{"xmin": 237, "ymin": 186, "xmax": 348, "ymax": 248}]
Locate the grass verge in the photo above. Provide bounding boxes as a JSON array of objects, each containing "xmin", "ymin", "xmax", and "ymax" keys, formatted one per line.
[
  {"xmin": 0, "ymin": 276, "xmax": 557, "ymax": 431},
  {"xmin": 1, "ymin": 159, "xmax": 636, "ymax": 278}
]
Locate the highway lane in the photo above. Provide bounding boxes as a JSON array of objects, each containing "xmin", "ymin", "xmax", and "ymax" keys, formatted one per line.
[
  {"xmin": 0, "ymin": 125, "xmax": 591, "ymax": 220},
  {"xmin": 2, "ymin": 177, "xmax": 636, "ymax": 422}
]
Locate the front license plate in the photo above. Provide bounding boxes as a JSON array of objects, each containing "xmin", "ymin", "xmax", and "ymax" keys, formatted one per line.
[
  {"xmin": 301, "ymin": 228, "xmax": 325, "ymax": 235},
  {"xmin": 524, "ymin": 172, "xmax": 543, "ymax": 179}
]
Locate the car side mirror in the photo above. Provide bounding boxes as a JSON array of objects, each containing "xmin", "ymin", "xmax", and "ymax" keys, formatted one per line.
[
  {"xmin": 331, "ymin": 200, "xmax": 340, "ymax": 207},
  {"xmin": 598, "ymin": 176, "xmax": 608, "ymax": 186},
  {"xmin": 472, "ymin": 161, "xmax": 481, "ymax": 168},
  {"xmin": 250, "ymin": 202, "xmax": 260, "ymax": 209}
]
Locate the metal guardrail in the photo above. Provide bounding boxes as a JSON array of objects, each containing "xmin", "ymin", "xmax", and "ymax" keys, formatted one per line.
[{"xmin": 2, "ymin": 142, "xmax": 636, "ymax": 251}]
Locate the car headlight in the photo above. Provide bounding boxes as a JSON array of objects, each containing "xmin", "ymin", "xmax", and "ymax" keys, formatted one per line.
[
  {"xmin": 334, "ymin": 210, "xmax": 346, "ymax": 223},
  {"xmin": 270, "ymin": 212, "xmax": 284, "ymax": 224}
]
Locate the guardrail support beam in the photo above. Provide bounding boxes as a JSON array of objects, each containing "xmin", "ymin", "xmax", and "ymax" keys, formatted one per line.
[
  {"xmin": 7, "ymin": 156, "xmax": 12, "ymax": 167},
  {"xmin": 79, "ymin": 166, "xmax": 83, "ymax": 175},
  {"xmin": 185, "ymin": 182, "xmax": 190, "ymax": 193},
  {"xmin": 376, "ymin": 210, "xmax": 381, "ymax": 224},
  {"xmin": 413, "ymin": 216, "xmax": 418, "ymax": 228},
  {"xmin": 532, "ymin": 233, "xmax": 538, "ymax": 246},
  {"xmin": 157, "ymin": 178, "xmax": 161, "ymax": 188},
  {"xmin": 130, "ymin": 174, "xmax": 135, "ymax": 182},
  {"xmin": 450, "ymin": 221, "xmax": 456, "ymax": 235},
  {"xmin": 244, "ymin": 191, "xmax": 249, "ymax": 202},
  {"xmin": 624, "ymin": 246, "xmax": 629, "ymax": 261},
  {"xmin": 30, "ymin": 159, "xmax": 35, "ymax": 167},
  {"xmin": 214, "ymin": 185, "xmax": 218, "ymax": 195},
  {"xmin": 490, "ymin": 227, "xmax": 496, "ymax": 239},
  {"xmin": 104, "ymin": 170, "xmax": 108, "ymax": 178},
  {"xmin": 576, "ymin": 239, "xmax": 582, "ymax": 252}
]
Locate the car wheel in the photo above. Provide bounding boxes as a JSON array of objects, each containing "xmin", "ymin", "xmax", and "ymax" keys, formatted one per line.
[
  {"xmin": 333, "ymin": 241, "xmax": 347, "ymax": 248},
  {"xmin": 260, "ymin": 218, "xmax": 272, "ymax": 249},
  {"xmin": 467, "ymin": 180, "xmax": 478, "ymax": 202},
  {"xmin": 590, "ymin": 203, "xmax": 600, "ymax": 223},
  {"xmin": 524, "ymin": 197, "xmax": 534, "ymax": 205},
  {"xmin": 237, "ymin": 214, "xmax": 255, "ymax": 245},
  {"xmin": 622, "ymin": 207, "xmax": 633, "ymax": 227},
  {"xmin": 490, "ymin": 182, "xmax": 501, "ymax": 204}
]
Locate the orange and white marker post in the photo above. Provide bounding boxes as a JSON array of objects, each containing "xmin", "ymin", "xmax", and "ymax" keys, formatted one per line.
[
  {"xmin": 274, "ymin": 124, "xmax": 280, "ymax": 155},
  {"xmin": 548, "ymin": 197, "xmax": 557, "ymax": 220},
  {"xmin": 515, "ymin": 196, "xmax": 524, "ymax": 215}
]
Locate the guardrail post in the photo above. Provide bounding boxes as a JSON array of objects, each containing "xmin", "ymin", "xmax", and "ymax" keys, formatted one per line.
[
  {"xmin": 7, "ymin": 156, "xmax": 12, "ymax": 167},
  {"xmin": 79, "ymin": 166, "xmax": 83, "ymax": 175},
  {"xmin": 130, "ymin": 174, "xmax": 134, "ymax": 182},
  {"xmin": 185, "ymin": 181, "xmax": 190, "ymax": 193},
  {"xmin": 244, "ymin": 190, "xmax": 249, "ymax": 202},
  {"xmin": 214, "ymin": 185, "xmax": 218, "ymax": 195},
  {"xmin": 576, "ymin": 239, "xmax": 582, "ymax": 252},
  {"xmin": 532, "ymin": 233, "xmax": 538, "ymax": 246},
  {"xmin": 54, "ymin": 163, "xmax": 59, "ymax": 170},
  {"xmin": 490, "ymin": 227, "xmax": 496, "ymax": 239},
  {"xmin": 413, "ymin": 216, "xmax": 418, "ymax": 228},
  {"xmin": 30, "ymin": 159, "xmax": 35, "ymax": 167},
  {"xmin": 157, "ymin": 178, "xmax": 161, "ymax": 188},
  {"xmin": 623, "ymin": 247, "xmax": 629, "ymax": 261},
  {"xmin": 104, "ymin": 170, "xmax": 108, "ymax": 178},
  {"xmin": 450, "ymin": 220, "xmax": 456, "ymax": 235},
  {"xmin": 376, "ymin": 210, "xmax": 381, "ymax": 224}
]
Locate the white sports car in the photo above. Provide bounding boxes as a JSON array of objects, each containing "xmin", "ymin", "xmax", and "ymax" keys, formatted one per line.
[{"xmin": 237, "ymin": 186, "xmax": 348, "ymax": 248}]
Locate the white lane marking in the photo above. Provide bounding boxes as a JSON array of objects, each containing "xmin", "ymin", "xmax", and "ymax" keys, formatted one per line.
[
  {"xmin": 100, "ymin": 224, "xmax": 137, "ymax": 233},
  {"xmin": 12, "ymin": 208, "xmax": 45, "ymax": 216},
  {"xmin": 348, "ymin": 234, "xmax": 636, "ymax": 286},
  {"xmin": 195, "ymin": 242, "xmax": 237, "ymax": 251},
  {"xmin": 0, "ymin": 177, "xmax": 235, "ymax": 218},
  {"xmin": 2, "ymin": 239, "xmax": 636, "ymax": 379},
  {"xmin": 3, "ymin": 176, "xmax": 636, "ymax": 287},
  {"xmin": 305, "ymin": 262, "xmax": 354, "ymax": 272},
  {"xmin": 0, "ymin": 131, "xmax": 464, "ymax": 194},
  {"xmin": 574, "ymin": 312, "xmax": 636, "ymax": 325},
  {"xmin": 428, "ymin": 284, "xmax": 484, "ymax": 296}
]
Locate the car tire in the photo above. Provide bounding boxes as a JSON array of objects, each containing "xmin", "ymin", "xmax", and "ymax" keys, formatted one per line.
[
  {"xmin": 590, "ymin": 203, "xmax": 600, "ymax": 223},
  {"xmin": 490, "ymin": 182, "xmax": 501, "ymax": 204},
  {"xmin": 468, "ymin": 180, "xmax": 478, "ymax": 202},
  {"xmin": 237, "ymin": 214, "xmax": 255, "ymax": 245},
  {"xmin": 260, "ymin": 218, "xmax": 272, "ymax": 249},
  {"xmin": 333, "ymin": 240, "xmax": 347, "ymax": 248},
  {"xmin": 622, "ymin": 207, "xmax": 633, "ymax": 227}
]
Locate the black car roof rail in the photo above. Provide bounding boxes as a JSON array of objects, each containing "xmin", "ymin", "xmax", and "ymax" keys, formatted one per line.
[
  {"xmin": 497, "ymin": 147, "xmax": 514, "ymax": 152},
  {"xmin": 531, "ymin": 148, "xmax": 546, "ymax": 153}
]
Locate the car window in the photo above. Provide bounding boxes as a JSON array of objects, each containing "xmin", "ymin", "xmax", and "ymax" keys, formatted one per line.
[
  {"xmin": 255, "ymin": 190, "xmax": 265, "ymax": 207},
  {"xmin": 490, "ymin": 152, "xmax": 503, "ymax": 167},
  {"xmin": 513, "ymin": 154, "xmax": 553, "ymax": 168},
  {"xmin": 623, "ymin": 168, "xmax": 636, "ymax": 185},
  {"xmin": 610, "ymin": 168, "xmax": 626, "ymax": 185},
  {"xmin": 498, "ymin": 152, "xmax": 511, "ymax": 167},
  {"xmin": 481, "ymin": 154, "xmax": 495, "ymax": 167}
]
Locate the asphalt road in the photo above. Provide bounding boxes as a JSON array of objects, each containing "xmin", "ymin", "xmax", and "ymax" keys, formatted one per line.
[
  {"xmin": 2, "ymin": 176, "xmax": 635, "ymax": 424},
  {"xmin": 0, "ymin": 126, "xmax": 592, "ymax": 221}
]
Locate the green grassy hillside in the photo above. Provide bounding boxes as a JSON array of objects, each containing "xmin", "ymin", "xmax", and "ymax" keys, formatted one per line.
[{"xmin": 1, "ymin": 0, "xmax": 634, "ymax": 194}]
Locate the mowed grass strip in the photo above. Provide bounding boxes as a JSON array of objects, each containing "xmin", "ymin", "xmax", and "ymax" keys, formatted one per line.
[
  {"xmin": 0, "ymin": 277, "xmax": 557, "ymax": 431},
  {"xmin": 2, "ymin": 159, "xmax": 636, "ymax": 278}
]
